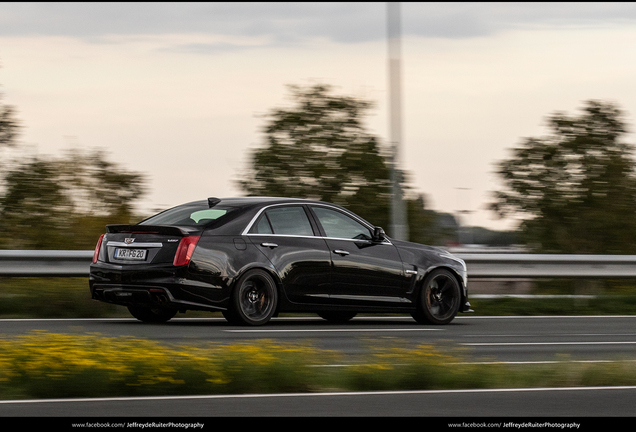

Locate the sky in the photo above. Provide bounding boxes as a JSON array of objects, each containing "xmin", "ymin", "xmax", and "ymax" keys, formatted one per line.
[{"xmin": 2, "ymin": 2, "xmax": 636, "ymax": 232}]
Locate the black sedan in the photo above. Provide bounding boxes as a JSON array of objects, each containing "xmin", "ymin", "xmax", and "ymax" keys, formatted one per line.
[{"xmin": 90, "ymin": 197, "xmax": 471, "ymax": 325}]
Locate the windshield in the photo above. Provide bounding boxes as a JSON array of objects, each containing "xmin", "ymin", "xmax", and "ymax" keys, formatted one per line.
[{"xmin": 139, "ymin": 205, "xmax": 229, "ymax": 227}]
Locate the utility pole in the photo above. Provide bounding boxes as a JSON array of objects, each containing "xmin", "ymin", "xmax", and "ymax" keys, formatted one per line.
[
  {"xmin": 456, "ymin": 187, "xmax": 474, "ymax": 245},
  {"xmin": 388, "ymin": 2, "xmax": 409, "ymax": 241}
]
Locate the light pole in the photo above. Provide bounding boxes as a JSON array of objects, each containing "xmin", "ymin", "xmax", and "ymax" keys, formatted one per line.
[
  {"xmin": 387, "ymin": 2, "xmax": 408, "ymax": 241},
  {"xmin": 456, "ymin": 187, "xmax": 474, "ymax": 245}
]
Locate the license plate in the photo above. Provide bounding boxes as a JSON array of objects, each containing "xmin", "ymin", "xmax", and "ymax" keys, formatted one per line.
[{"xmin": 114, "ymin": 248, "xmax": 147, "ymax": 260}]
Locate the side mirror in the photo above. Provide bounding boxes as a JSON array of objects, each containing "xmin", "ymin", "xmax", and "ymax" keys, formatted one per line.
[{"xmin": 372, "ymin": 227, "xmax": 386, "ymax": 243}]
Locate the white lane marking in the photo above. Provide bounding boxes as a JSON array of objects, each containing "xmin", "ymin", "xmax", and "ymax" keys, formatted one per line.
[
  {"xmin": 462, "ymin": 341, "xmax": 636, "ymax": 346},
  {"xmin": 314, "ymin": 359, "xmax": 636, "ymax": 367},
  {"xmin": 2, "ymin": 386, "xmax": 636, "ymax": 405},
  {"xmin": 453, "ymin": 359, "xmax": 636, "ymax": 365},
  {"xmin": 1, "ymin": 315, "xmax": 635, "ymax": 323},
  {"xmin": 456, "ymin": 315, "xmax": 636, "ymax": 319},
  {"xmin": 463, "ymin": 333, "xmax": 636, "ymax": 337},
  {"xmin": 0, "ymin": 318, "xmax": 225, "ymax": 322},
  {"xmin": 0, "ymin": 318, "xmax": 137, "ymax": 322},
  {"xmin": 225, "ymin": 328, "xmax": 444, "ymax": 333}
]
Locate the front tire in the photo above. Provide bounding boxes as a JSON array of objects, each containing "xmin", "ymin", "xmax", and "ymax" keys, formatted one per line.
[
  {"xmin": 128, "ymin": 306, "xmax": 177, "ymax": 323},
  {"xmin": 412, "ymin": 269, "xmax": 461, "ymax": 325},
  {"xmin": 227, "ymin": 269, "xmax": 278, "ymax": 326}
]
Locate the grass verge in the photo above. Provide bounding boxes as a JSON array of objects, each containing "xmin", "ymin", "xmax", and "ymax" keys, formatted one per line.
[
  {"xmin": 0, "ymin": 278, "xmax": 121, "ymax": 319},
  {"xmin": 469, "ymin": 295, "xmax": 636, "ymax": 316}
]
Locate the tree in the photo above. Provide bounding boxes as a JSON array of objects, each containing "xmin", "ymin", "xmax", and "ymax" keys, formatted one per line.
[
  {"xmin": 0, "ymin": 156, "xmax": 71, "ymax": 249},
  {"xmin": 0, "ymin": 149, "xmax": 147, "ymax": 249},
  {"xmin": 0, "ymin": 93, "xmax": 20, "ymax": 185},
  {"xmin": 239, "ymin": 84, "xmax": 395, "ymax": 228},
  {"xmin": 407, "ymin": 194, "xmax": 456, "ymax": 246},
  {"xmin": 56, "ymin": 148, "xmax": 146, "ymax": 220},
  {"xmin": 0, "ymin": 95, "xmax": 19, "ymax": 150},
  {"xmin": 491, "ymin": 100, "xmax": 636, "ymax": 254}
]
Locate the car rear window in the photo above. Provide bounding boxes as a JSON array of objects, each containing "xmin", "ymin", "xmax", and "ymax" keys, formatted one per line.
[{"xmin": 140, "ymin": 206, "xmax": 228, "ymax": 227}]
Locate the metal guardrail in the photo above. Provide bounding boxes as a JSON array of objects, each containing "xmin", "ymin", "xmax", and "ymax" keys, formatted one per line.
[
  {"xmin": 456, "ymin": 253, "xmax": 636, "ymax": 279},
  {"xmin": 0, "ymin": 250, "xmax": 93, "ymax": 277},
  {"xmin": 2, "ymin": 250, "xmax": 636, "ymax": 279}
]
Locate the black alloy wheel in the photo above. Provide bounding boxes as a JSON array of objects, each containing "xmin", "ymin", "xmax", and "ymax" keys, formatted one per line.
[
  {"xmin": 227, "ymin": 269, "xmax": 278, "ymax": 326},
  {"xmin": 128, "ymin": 306, "xmax": 178, "ymax": 323},
  {"xmin": 412, "ymin": 269, "xmax": 461, "ymax": 325}
]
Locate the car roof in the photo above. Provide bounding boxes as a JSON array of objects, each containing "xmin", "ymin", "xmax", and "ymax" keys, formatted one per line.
[{"xmin": 185, "ymin": 197, "xmax": 331, "ymax": 208}]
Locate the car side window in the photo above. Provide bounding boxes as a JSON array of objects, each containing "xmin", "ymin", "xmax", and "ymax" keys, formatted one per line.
[
  {"xmin": 252, "ymin": 206, "xmax": 314, "ymax": 236},
  {"xmin": 311, "ymin": 206, "xmax": 372, "ymax": 241},
  {"xmin": 250, "ymin": 214, "xmax": 274, "ymax": 234}
]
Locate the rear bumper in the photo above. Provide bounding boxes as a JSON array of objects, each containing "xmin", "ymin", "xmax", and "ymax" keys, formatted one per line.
[
  {"xmin": 92, "ymin": 284, "xmax": 171, "ymax": 307},
  {"xmin": 90, "ymin": 283, "xmax": 227, "ymax": 312},
  {"xmin": 89, "ymin": 262, "xmax": 228, "ymax": 312}
]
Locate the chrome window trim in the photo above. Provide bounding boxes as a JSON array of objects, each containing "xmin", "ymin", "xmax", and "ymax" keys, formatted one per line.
[
  {"xmin": 248, "ymin": 233, "xmax": 374, "ymax": 244},
  {"xmin": 247, "ymin": 233, "xmax": 319, "ymax": 240},
  {"xmin": 241, "ymin": 202, "xmax": 393, "ymax": 245}
]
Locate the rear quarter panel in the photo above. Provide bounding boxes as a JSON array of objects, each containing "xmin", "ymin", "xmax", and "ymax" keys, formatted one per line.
[{"xmin": 187, "ymin": 234, "xmax": 277, "ymax": 305}]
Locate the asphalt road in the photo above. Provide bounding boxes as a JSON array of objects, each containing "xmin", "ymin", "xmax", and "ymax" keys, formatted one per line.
[
  {"xmin": 2, "ymin": 386, "xmax": 636, "ymax": 418},
  {"xmin": 1, "ymin": 314, "xmax": 636, "ymax": 417}
]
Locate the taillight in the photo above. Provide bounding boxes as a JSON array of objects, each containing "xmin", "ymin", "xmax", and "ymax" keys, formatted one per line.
[
  {"xmin": 93, "ymin": 234, "xmax": 104, "ymax": 263},
  {"xmin": 173, "ymin": 236, "xmax": 200, "ymax": 266}
]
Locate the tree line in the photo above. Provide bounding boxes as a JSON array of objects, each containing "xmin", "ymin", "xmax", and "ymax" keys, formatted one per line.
[
  {"xmin": 4, "ymin": 80, "xmax": 632, "ymax": 253},
  {"xmin": 239, "ymin": 85, "xmax": 636, "ymax": 254},
  {"xmin": 491, "ymin": 100, "xmax": 636, "ymax": 254}
]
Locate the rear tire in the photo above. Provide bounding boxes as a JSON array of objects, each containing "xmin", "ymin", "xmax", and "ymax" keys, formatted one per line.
[
  {"xmin": 128, "ymin": 306, "xmax": 177, "ymax": 323},
  {"xmin": 412, "ymin": 269, "xmax": 460, "ymax": 325},
  {"xmin": 227, "ymin": 269, "xmax": 278, "ymax": 326}
]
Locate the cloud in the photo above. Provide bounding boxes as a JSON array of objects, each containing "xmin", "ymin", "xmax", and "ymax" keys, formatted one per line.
[
  {"xmin": 0, "ymin": 3, "xmax": 378, "ymax": 42},
  {"xmin": 3, "ymin": 2, "xmax": 636, "ymax": 48}
]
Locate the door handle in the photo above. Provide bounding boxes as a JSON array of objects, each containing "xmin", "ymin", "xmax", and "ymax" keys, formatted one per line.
[
  {"xmin": 260, "ymin": 242, "xmax": 278, "ymax": 248},
  {"xmin": 333, "ymin": 249, "xmax": 350, "ymax": 256}
]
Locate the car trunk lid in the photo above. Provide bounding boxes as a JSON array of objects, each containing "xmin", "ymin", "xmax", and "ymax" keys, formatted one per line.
[{"xmin": 101, "ymin": 224, "xmax": 202, "ymax": 266}]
